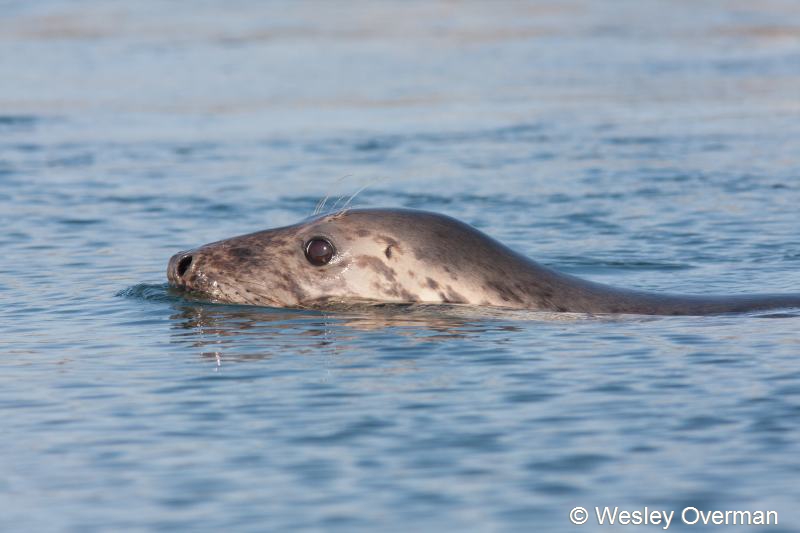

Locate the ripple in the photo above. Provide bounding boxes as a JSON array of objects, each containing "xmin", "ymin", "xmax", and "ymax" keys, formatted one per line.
[
  {"xmin": 3, "ymin": 1, "xmax": 800, "ymax": 531},
  {"xmin": 116, "ymin": 283, "xmax": 175, "ymax": 303},
  {"xmin": 0, "ymin": 115, "xmax": 40, "ymax": 128}
]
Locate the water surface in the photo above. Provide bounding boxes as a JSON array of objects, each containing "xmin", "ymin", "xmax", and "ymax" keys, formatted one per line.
[{"xmin": 2, "ymin": 1, "xmax": 800, "ymax": 531}]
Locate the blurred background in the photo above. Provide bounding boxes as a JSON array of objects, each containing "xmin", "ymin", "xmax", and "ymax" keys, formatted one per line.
[
  {"xmin": 2, "ymin": 0, "xmax": 799, "ymax": 263},
  {"xmin": 1, "ymin": 1, "xmax": 799, "ymax": 532}
]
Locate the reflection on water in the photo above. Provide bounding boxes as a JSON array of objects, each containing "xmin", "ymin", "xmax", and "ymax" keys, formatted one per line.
[{"xmin": 166, "ymin": 297, "xmax": 533, "ymax": 364}]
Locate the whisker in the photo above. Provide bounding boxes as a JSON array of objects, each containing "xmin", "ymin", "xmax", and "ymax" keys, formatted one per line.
[
  {"xmin": 315, "ymin": 174, "xmax": 353, "ymax": 216},
  {"xmin": 329, "ymin": 193, "xmax": 347, "ymax": 213},
  {"xmin": 313, "ymin": 195, "xmax": 330, "ymax": 216},
  {"xmin": 335, "ymin": 177, "xmax": 388, "ymax": 216},
  {"xmin": 340, "ymin": 183, "xmax": 370, "ymax": 212}
]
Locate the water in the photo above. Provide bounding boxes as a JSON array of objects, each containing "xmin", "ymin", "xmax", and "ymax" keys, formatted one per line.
[{"xmin": 2, "ymin": 1, "xmax": 800, "ymax": 531}]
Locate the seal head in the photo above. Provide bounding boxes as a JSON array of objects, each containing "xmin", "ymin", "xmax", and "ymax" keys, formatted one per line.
[
  {"xmin": 168, "ymin": 209, "xmax": 497, "ymax": 308},
  {"xmin": 168, "ymin": 208, "xmax": 800, "ymax": 315}
]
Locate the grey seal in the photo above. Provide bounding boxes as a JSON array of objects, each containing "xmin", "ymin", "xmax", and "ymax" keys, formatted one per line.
[{"xmin": 167, "ymin": 208, "xmax": 800, "ymax": 315}]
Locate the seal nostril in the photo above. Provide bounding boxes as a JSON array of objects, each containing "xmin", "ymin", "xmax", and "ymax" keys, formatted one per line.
[{"xmin": 177, "ymin": 255, "xmax": 192, "ymax": 277}]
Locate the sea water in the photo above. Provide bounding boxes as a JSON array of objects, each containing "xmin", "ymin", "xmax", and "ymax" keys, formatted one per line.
[{"xmin": 1, "ymin": 1, "xmax": 799, "ymax": 531}]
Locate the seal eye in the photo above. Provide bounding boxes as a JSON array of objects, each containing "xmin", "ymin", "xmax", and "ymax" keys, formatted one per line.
[{"xmin": 304, "ymin": 237, "xmax": 335, "ymax": 266}]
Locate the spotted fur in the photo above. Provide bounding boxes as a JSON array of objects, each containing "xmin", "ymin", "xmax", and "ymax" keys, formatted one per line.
[{"xmin": 167, "ymin": 208, "xmax": 800, "ymax": 315}]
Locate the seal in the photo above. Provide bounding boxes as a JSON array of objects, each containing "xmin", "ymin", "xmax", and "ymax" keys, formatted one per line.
[{"xmin": 167, "ymin": 208, "xmax": 800, "ymax": 315}]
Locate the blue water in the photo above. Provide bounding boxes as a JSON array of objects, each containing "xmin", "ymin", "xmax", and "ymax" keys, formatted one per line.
[{"xmin": 2, "ymin": 1, "xmax": 800, "ymax": 531}]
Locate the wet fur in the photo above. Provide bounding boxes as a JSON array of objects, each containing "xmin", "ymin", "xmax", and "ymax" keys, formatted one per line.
[{"xmin": 168, "ymin": 208, "xmax": 800, "ymax": 316}]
